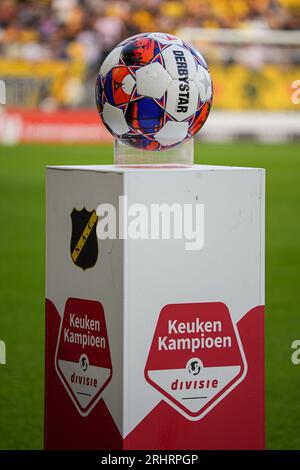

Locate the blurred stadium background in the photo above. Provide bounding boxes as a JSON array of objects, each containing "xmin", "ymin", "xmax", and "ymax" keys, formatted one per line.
[
  {"xmin": 0, "ymin": 0, "xmax": 300, "ymax": 142},
  {"xmin": 0, "ymin": 0, "xmax": 300, "ymax": 449}
]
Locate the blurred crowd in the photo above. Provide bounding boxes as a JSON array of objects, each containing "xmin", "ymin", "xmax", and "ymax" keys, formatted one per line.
[{"xmin": 0, "ymin": 0, "xmax": 299, "ymax": 71}]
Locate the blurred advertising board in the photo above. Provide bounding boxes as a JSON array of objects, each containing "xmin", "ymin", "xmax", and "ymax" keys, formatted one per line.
[{"xmin": 0, "ymin": 108, "xmax": 111, "ymax": 144}]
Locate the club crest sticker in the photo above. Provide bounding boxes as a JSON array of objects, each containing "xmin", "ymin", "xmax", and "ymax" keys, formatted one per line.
[
  {"xmin": 55, "ymin": 298, "xmax": 112, "ymax": 416},
  {"xmin": 70, "ymin": 208, "xmax": 98, "ymax": 270},
  {"xmin": 145, "ymin": 302, "xmax": 247, "ymax": 420}
]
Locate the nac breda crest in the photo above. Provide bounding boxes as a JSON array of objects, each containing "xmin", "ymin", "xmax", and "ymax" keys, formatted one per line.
[
  {"xmin": 70, "ymin": 208, "xmax": 98, "ymax": 270},
  {"xmin": 95, "ymin": 32, "xmax": 212, "ymax": 151}
]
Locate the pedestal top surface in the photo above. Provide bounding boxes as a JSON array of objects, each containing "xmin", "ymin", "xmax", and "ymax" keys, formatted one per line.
[{"xmin": 47, "ymin": 164, "xmax": 264, "ymax": 173}]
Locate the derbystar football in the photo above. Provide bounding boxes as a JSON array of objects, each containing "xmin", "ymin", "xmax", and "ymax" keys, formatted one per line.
[{"xmin": 95, "ymin": 32, "xmax": 212, "ymax": 151}]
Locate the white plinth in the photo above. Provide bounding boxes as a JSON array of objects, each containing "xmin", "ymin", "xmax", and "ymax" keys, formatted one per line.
[{"xmin": 45, "ymin": 164, "xmax": 265, "ymax": 450}]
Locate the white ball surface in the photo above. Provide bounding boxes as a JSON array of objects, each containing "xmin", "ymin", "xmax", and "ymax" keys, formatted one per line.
[
  {"xmin": 136, "ymin": 62, "xmax": 172, "ymax": 99},
  {"xmin": 102, "ymin": 102, "xmax": 129, "ymax": 135}
]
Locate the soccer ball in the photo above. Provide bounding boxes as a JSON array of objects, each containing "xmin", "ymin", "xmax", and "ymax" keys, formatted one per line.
[{"xmin": 95, "ymin": 32, "xmax": 212, "ymax": 151}]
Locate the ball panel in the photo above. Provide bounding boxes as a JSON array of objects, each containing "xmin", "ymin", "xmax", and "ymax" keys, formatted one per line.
[
  {"xmin": 104, "ymin": 66, "xmax": 134, "ymax": 106},
  {"xmin": 122, "ymin": 74, "xmax": 135, "ymax": 95},
  {"xmin": 95, "ymin": 74, "xmax": 104, "ymax": 113},
  {"xmin": 102, "ymin": 102, "xmax": 130, "ymax": 135},
  {"xmin": 100, "ymin": 46, "xmax": 122, "ymax": 77},
  {"xmin": 161, "ymin": 45, "xmax": 197, "ymax": 80},
  {"xmin": 136, "ymin": 62, "xmax": 172, "ymax": 99},
  {"xmin": 188, "ymin": 102, "xmax": 211, "ymax": 137},
  {"xmin": 125, "ymin": 98, "xmax": 165, "ymax": 134},
  {"xmin": 154, "ymin": 121, "xmax": 189, "ymax": 146},
  {"xmin": 121, "ymin": 37, "xmax": 160, "ymax": 66},
  {"xmin": 194, "ymin": 66, "xmax": 212, "ymax": 102},
  {"xmin": 165, "ymin": 80, "xmax": 198, "ymax": 121}
]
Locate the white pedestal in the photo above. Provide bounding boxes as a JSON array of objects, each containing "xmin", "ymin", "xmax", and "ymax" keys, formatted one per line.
[{"xmin": 45, "ymin": 164, "xmax": 265, "ymax": 450}]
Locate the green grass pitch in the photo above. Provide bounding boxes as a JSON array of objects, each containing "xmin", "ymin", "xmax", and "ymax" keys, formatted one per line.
[{"xmin": 0, "ymin": 142, "xmax": 299, "ymax": 449}]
